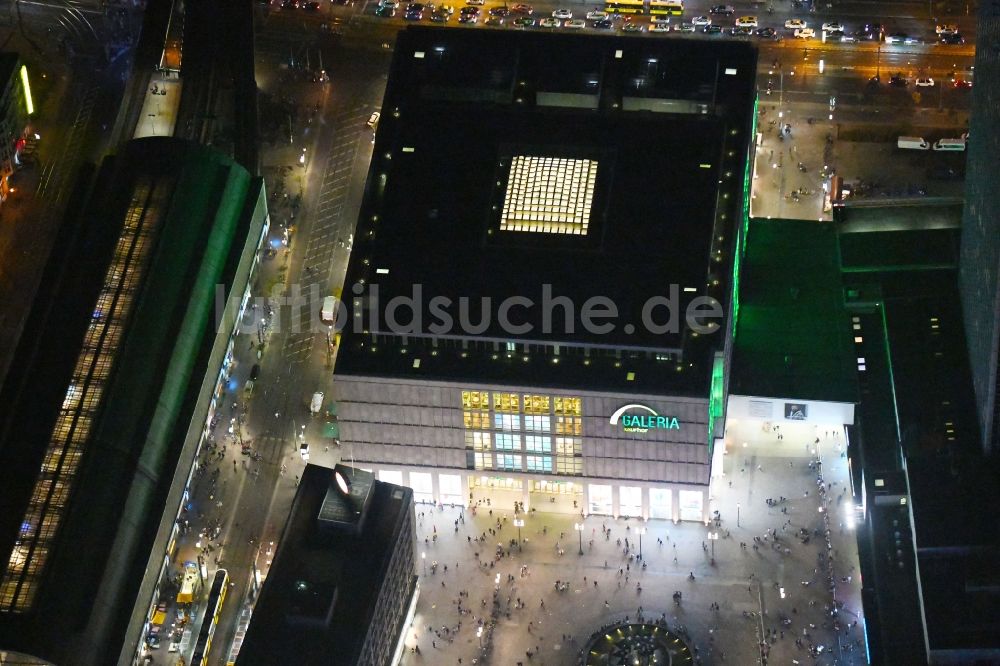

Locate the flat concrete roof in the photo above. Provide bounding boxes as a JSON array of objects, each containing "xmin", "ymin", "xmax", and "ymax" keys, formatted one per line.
[
  {"xmin": 730, "ymin": 219, "xmax": 857, "ymax": 404},
  {"xmin": 335, "ymin": 26, "xmax": 758, "ymax": 396},
  {"xmin": 238, "ymin": 465, "xmax": 414, "ymax": 664}
]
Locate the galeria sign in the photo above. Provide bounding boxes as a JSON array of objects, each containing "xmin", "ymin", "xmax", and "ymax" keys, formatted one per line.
[{"xmin": 609, "ymin": 404, "xmax": 680, "ymax": 433}]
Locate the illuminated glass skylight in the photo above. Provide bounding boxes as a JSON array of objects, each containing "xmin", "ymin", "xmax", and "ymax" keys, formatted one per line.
[{"xmin": 500, "ymin": 156, "xmax": 597, "ymax": 235}]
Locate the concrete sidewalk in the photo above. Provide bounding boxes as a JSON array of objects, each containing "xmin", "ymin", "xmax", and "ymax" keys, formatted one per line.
[{"xmin": 398, "ymin": 420, "xmax": 866, "ymax": 665}]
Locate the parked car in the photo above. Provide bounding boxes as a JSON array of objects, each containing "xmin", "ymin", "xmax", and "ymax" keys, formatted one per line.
[
  {"xmin": 735, "ymin": 15, "xmax": 758, "ymax": 27},
  {"xmin": 821, "ymin": 21, "xmax": 843, "ymax": 32},
  {"xmin": 674, "ymin": 22, "xmax": 696, "ymax": 31},
  {"xmin": 623, "ymin": 21, "xmax": 643, "ymax": 31},
  {"xmin": 564, "ymin": 18, "xmax": 586, "ymax": 27},
  {"xmin": 702, "ymin": 24, "xmax": 723, "ymax": 33},
  {"xmin": 650, "ymin": 22, "xmax": 670, "ymax": 31},
  {"xmin": 915, "ymin": 77, "xmax": 935, "ymax": 87},
  {"xmin": 692, "ymin": 15, "xmax": 711, "ymax": 25},
  {"xmin": 375, "ymin": 5, "xmax": 396, "ymax": 16},
  {"xmin": 784, "ymin": 18, "xmax": 806, "ymax": 29},
  {"xmin": 889, "ymin": 73, "xmax": 907, "ymax": 87},
  {"xmin": 709, "ymin": 4, "xmax": 734, "ymax": 14},
  {"xmin": 552, "ymin": 8, "xmax": 572, "ymax": 18},
  {"xmin": 793, "ymin": 27, "xmax": 815, "ymax": 38},
  {"xmin": 489, "ymin": 6, "xmax": 509, "ymax": 15},
  {"xmin": 510, "ymin": 3, "xmax": 533, "ymax": 13},
  {"xmin": 755, "ymin": 26, "xmax": 778, "ymax": 38},
  {"xmin": 539, "ymin": 16, "xmax": 560, "ymax": 26},
  {"xmin": 586, "ymin": 10, "xmax": 607, "ymax": 19},
  {"xmin": 593, "ymin": 17, "xmax": 613, "ymax": 28}
]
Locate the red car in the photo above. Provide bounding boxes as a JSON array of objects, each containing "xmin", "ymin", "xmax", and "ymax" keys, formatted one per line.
[
  {"xmin": 953, "ymin": 79, "xmax": 972, "ymax": 89},
  {"xmin": 510, "ymin": 3, "xmax": 533, "ymax": 13}
]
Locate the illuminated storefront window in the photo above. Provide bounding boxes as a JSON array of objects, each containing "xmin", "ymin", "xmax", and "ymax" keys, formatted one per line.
[
  {"xmin": 461, "ymin": 390, "xmax": 583, "ymax": 476},
  {"xmin": 526, "ymin": 455, "xmax": 553, "ymax": 472},
  {"xmin": 523, "ymin": 395, "xmax": 550, "ymax": 413},
  {"xmin": 462, "ymin": 390, "xmax": 490, "ymax": 410},
  {"xmin": 493, "ymin": 392, "xmax": 520, "ymax": 413},
  {"xmin": 524, "ymin": 435, "xmax": 552, "ymax": 452},
  {"xmin": 554, "ymin": 397, "xmax": 582, "ymax": 415},
  {"xmin": 494, "ymin": 414, "xmax": 521, "ymax": 431},
  {"xmin": 524, "ymin": 415, "xmax": 551, "ymax": 431},
  {"xmin": 463, "ymin": 410, "xmax": 489, "ymax": 429},
  {"xmin": 555, "ymin": 416, "xmax": 583, "ymax": 436},
  {"xmin": 500, "ymin": 156, "xmax": 597, "ymax": 235}
]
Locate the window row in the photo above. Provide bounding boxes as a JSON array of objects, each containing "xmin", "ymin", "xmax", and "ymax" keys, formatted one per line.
[
  {"xmin": 471, "ymin": 453, "xmax": 582, "ymax": 475},
  {"xmin": 461, "ymin": 391, "xmax": 583, "ymax": 417}
]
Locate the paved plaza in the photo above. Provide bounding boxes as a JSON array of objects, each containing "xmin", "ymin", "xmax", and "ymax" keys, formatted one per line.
[{"xmin": 400, "ymin": 420, "xmax": 867, "ymax": 666}]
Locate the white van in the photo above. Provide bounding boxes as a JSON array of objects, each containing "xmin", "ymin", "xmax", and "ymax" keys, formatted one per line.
[
  {"xmin": 933, "ymin": 138, "xmax": 966, "ymax": 151},
  {"xmin": 320, "ymin": 295, "xmax": 338, "ymax": 324},
  {"xmin": 310, "ymin": 391, "xmax": 324, "ymax": 415},
  {"xmin": 897, "ymin": 136, "xmax": 929, "ymax": 150}
]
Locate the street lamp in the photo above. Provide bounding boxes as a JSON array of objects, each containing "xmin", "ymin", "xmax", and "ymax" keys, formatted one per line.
[
  {"xmin": 708, "ymin": 531, "xmax": 718, "ymax": 565},
  {"xmin": 513, "ymin": 518, "xmax": 524, "ymax": 549},
  {"xmin": 637, "ymin": 527, "xmax": 646, "ymax": 559},
  {"xmin": 421, "ymin": 551, "xmax": 426, "ymax": 576},
  {"xmin": 574, "ymin": 522, "xmax": 584, "ymax": 555},
  {"xmin": 737, "ymin": 503, "xmax": 741, "ymax": 527}
]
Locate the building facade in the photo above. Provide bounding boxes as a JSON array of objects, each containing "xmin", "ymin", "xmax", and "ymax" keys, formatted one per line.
[
  {"xmin": 331, "ymin": 27, "xmax": 758, "ymax": 524},
  {"xmin": 335, "ymin": 377, "xmax": 716, "ymax": 521},
  {"xmin": 238, "ymin": 465, "xmax": 418, "ymax": 666},
  {"xmin": 959, "ymin": 0, "xmax": 1000, "ymax": 456}
]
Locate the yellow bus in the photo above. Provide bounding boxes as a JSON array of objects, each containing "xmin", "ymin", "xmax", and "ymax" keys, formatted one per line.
[
  {"xmin": 648, "ymin": 0, "xmax": 683, "ymax": 15},
  {"xmin": 604, "ymin": 0, "xmax": 646, "ymax": 14},
  {"xmin": 190, "ymin": 569, "xmax": 229, "ymax": 666}
]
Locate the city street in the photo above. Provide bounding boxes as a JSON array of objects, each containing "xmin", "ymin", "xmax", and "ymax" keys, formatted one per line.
[{"xmin": 141, "ymin": 18, "xmax": 392, "ymax": 665}]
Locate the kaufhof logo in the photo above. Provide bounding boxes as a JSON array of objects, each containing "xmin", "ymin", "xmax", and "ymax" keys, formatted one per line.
[{"xmin": 609, "ymin": 404, "xmax": 681, "ymax": 433}]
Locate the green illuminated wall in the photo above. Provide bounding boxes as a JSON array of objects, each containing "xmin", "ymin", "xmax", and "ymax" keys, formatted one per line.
[
  {"xmin": 731, "ymin": 96, "xmax": 757, "ymax": 337},
  {"xmin": 708, "ymin": 354, "xmax": 725, "ymax": 452}
]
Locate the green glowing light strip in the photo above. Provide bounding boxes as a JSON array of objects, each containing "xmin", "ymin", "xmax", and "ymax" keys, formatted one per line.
[{"xmin": 20, "ymin": 65, "xmax": 33, "ymax": 115}]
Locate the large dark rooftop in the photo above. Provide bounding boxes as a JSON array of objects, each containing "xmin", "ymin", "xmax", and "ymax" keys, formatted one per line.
[
  {"xmin": 336, "ymin": 27, "xmax": 757, "ymax": 395},
  {"xmin": 731, "ymin": 219, "xmax": 857, "ymax": 404},
  {"xmin": 238, "ymin": 465, "xmax": 415, "ymax": 665}
]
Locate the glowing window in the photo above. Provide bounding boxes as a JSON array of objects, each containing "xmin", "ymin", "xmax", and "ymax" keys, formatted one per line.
[
  {"xmin": 500, "ymin": 156, "xmax": 597, "ymax": 235},
  {"xmin": 461, "ymin": 390, "xmax": 490, "ymax": 410},
  {"xmin": 493, "ymin": 392, "xmax": 520, "ymax": 413}
]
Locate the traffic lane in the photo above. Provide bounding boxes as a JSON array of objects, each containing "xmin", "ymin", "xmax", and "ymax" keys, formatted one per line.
[
  {"xmin": 345, "ymin": 8, "xmax": 975, "ymax": 55},
  {"xmin": 760, "ymin": 67, "xmax": 974, "ymax": 111}
]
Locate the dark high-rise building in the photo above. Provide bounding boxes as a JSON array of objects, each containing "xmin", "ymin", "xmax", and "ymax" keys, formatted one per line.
[
  {"xmin": 0, "ymin": 137, "xmax": 268, "ymax": 665},
  {"xmin": 237, "ymin": 465, "xmax": 417, "ymax": 666},
  {"xmin": 959, "ymin": 2, "xmax": 1000, "ymax": 456}
]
